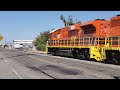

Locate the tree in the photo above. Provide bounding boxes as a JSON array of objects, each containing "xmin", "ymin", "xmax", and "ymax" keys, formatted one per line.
[
  {"xmin": 33, "ymin": 30, "xmax": 50, "ymax": 51},
  {"xmin": 51, "ymin": 28, "xmax": 55, "ymax": 31},
  {"xmin": 67, "ymin": 15, "xmax": 74, "ymax": 25},
  {"xmin": 60, "ymin": 15, "xmax": 67, "ymax": 26},
  {"xmin": 60, "ymin": 15, "xmax": 81, "ymax": 26},
  {"xmin": 76, "ymin": 21, "xmax": 81, "ymax": 24},
  {"xmin": 75, "ymin": 18, "xmax": 81, "ymax": 24},
  {"xmin": 4, "ymin": 44, "xmax": 8, "ymax": 48}
]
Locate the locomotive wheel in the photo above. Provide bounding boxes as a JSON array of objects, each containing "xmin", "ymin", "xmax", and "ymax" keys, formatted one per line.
[
  {"xmin": 106, "ymin": 50, "xmax": 119, "ymax": 64},
  {"xmin": 76, "ymin": 50, "xmax": 85, "ymax": 60},
  {"xmin": 106, "ymin": 51, "xmax": 120, "ymax": 65},
  {"xmin": 72, "ymin": 49, "xmax": 77, "ymax": 59},
  {"xmin": 111, "ymin": 57, "xmax": 120, "ymax": 65},
  {"xmin": 111, "ymin": 52, "xmax": 120, "ymax": 65},
  {"xmin": 51, "ymin": 49, "xmax": 56, "ymax": 56},
  {"xmin": 77, "ymin": 54, "xmax": 86, "ymax": 60},
  {"xmin": 118, "ymin": 59, "xmax": 120, "ymax": 65},
  {"xmin": 51, "ymin": 52, "xmax": 56, "ymax": 56},
  {"xmin": 112, "ymin": 58, "xmax": 119, "ymax": 64}
]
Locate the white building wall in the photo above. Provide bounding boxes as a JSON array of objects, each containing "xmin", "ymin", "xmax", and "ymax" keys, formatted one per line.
[
  {"xmin": 13, "ymin": 40, "xmax": 33, "ymax": 44},
  {"xmin": 13, "ymin": 40, "xmax": 34, "ymax": 49}
]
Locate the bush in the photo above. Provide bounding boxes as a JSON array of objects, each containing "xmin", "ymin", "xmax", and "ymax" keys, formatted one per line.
[
  {"xmin": 33, "ymin": 30, "xmax": 50, "ymax": 51},
  {"xmin": 36, "ymin": 44, "xmax": 46, "ymax": 51},
  {"xmin": 4, "ymin": 44, "xmax": 8, "ymax": 48}
]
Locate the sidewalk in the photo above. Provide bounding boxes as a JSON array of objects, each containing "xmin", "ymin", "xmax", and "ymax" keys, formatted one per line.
[
  {"xmin": 30, "ymin": 50, "xmax": 47, "ymax": 54},
  {"xmin": 0, "ymin": 58, "xmax": 19, "ymax": 79}
]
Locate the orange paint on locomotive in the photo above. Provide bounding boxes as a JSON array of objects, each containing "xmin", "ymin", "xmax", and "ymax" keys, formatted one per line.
[
  {"xmin": 110, "ymin": 15, "xmax": 120, "ymax": 37},
  {"xmin": 80, "ymin": 19, "xmax": 110, "ymax": 38},
  {"xmin": 49, "ymin": 24, "xmax": 82, "ymax": 40}
]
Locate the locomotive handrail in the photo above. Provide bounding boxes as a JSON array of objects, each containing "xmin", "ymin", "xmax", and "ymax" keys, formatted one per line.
[
  {"xmin": 48, "ymin": 37, "xmax": 108, "ymax": 47},
  {"xmin": 109, "ymin": 36, "xmax": 120, "ymax": 47}
]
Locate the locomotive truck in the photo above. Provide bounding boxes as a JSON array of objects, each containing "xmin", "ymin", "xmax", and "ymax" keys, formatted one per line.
[{"xmin": 47, "ymin": 15, "xmax": 120, "ymax": 64}]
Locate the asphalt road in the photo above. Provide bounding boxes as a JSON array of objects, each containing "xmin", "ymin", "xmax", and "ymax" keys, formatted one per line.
[{"xmin": 0, "ymin": 48, "xmax": 120, "ymax": 79}]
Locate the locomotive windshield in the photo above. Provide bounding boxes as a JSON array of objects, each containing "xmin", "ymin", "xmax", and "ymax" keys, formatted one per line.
[{"xmin": 80, "ymin": 24, "xmax": 96, "ymax": 34}]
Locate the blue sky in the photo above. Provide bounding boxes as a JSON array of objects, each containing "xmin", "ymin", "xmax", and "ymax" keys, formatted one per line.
[{"xmin": 0, "ymin": 11, "xmax": 120, "ymax": 44}]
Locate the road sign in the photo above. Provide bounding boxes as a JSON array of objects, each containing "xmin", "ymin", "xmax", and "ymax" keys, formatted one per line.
[{"xmin": 0, "ymin": 35, "xmax": 3, "ymax": 41}]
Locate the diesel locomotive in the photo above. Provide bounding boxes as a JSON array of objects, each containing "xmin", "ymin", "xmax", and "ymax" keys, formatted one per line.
[{"xmin": 47, "ymin": 15, "xmax": 120, "ymax": 64}]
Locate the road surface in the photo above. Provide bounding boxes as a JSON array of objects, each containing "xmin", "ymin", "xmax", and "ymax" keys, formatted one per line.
[{"xmin": 0, "ymin": 48, "xmax": 120, "ymax": 79}]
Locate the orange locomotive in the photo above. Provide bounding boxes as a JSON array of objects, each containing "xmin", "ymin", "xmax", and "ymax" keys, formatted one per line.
[{"xmin": 47, "ymin": 15, "xmax": 120, "ymax": 64}]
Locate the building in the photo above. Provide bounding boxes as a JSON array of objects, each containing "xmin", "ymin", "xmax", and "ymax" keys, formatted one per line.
[
  {"xmin": 13, "ymin": 40, "xmax": 33, "ymax": 44},
  {"xmin": 13, "ymin": 40, "xmax": 33, "ymax": 49}
]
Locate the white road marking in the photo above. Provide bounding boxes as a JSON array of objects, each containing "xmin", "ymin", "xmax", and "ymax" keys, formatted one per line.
[{"xmin": 4, "ymin": 59, "xmax": 22, "ymax": 79}]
